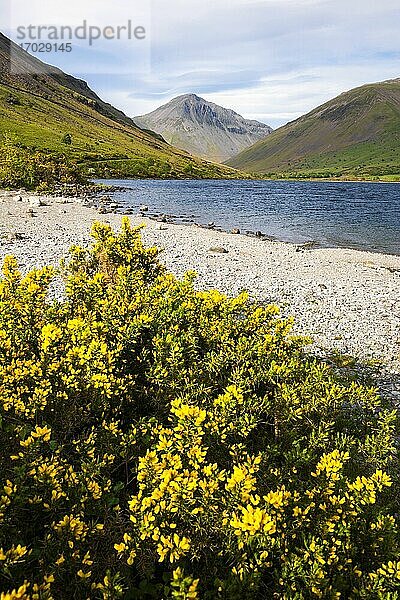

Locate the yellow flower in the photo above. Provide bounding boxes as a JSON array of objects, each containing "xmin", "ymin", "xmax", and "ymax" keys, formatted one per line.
[
  {"xmin": 372, "ymin": 470, "xmax": 392, "ymax": 489},
  {"xmin": 264, "ymin": 489, "xmax": 290, "ymax": 509},
  {"xmin": 312, "ymin": 450, "xmax": 349, "ymax": 480},
  {"xmin": 231, "ymin": 505, "xmax": 276, "ymax": 537},
  {"xmin": 0, "ymin": 583, "xmax": 30, "ymax": 600},
  {"xmin": 77, "ymin": 569, "xmax": 91, "ymax": 580}
]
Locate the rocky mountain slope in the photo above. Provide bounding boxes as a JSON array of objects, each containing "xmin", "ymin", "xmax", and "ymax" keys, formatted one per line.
[
  {"xmin": 134, "ymin": 94, "xmax": 272, "ymax": 162},
  {"xmin": 227, "ymin": 78, "xmax": 400, "ymax": 179},
  {"xmin": 0, "ymin": 33, "xmax": 243, "ymax": 179}
]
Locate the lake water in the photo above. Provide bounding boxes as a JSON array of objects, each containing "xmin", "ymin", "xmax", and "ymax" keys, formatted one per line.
[{"xmin": 98, "ymin": 179, "xmax": 400, "ymax": 255}]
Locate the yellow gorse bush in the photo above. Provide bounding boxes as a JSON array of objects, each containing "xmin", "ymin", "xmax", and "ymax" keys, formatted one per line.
[{"xmin": 0, "ymin": 218, "xmax": 399, "ymax": 599}]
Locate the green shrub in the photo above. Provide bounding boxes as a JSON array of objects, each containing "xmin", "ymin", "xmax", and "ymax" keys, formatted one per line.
[
  {"xmin": 0, "ymin": 134, "xmax": 85, "ymax": 190},
  {"xmin": 0, "ymin": 219, "xmax": 399, "ymax": 599},
  {"xmin": 5, "ymin": 94, "xmax": 21, "ymax": 106}
]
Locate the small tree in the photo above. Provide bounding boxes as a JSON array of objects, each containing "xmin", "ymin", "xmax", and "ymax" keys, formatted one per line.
[{"xmin": 62, "ymin": 133, "xmax": 72, "ymax": 145}]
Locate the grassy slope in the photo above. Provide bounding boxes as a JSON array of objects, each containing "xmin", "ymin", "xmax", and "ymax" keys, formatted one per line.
[
  {"xmin": 227, "ymin": 79, "xmax": 400, "ymax": 180},
  {"xmin": 0, "ymin": 34, "xmax": 245, "ymax": 179}
]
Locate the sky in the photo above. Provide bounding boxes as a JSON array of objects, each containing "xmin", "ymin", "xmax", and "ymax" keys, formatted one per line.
[{"xmin": 3, "ymin": 0, "xmax": 400, "ymax": 128}]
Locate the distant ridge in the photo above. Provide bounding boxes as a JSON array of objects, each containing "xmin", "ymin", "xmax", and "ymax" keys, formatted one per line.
[
  {"xmin": 0, "ymin": 32, "xmax": 143, "ymax": 130},
  {"xmin": 134, "ymin": 94, "xmax": 273, "ymax": 162},
  {"xmin": 227, "ymin": 78, "xmax": 400, "ymax": 178}
]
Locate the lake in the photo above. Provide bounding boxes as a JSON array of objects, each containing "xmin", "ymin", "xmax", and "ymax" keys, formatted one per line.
[{"xmin": 98, "ymin": 179, "xmax": 400, "ymax": 255}]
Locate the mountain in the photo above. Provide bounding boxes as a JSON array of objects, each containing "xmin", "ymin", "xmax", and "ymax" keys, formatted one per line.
[
  {"xmin": 0, "ymin": 33, "xmax": 244, "ymax": 180},
  {"xmin": 134, "ymin": 94, "xmax": 273, "ymax": 162},
  {"xmin": 227, "ymin": 78, "xmax": 400, "ymax": 179}
]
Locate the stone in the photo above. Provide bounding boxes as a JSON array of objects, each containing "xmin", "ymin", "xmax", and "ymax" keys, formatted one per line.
[
  {"xmin": 29, "ymin": 197, "xmax": 44, "ymax": 207},
  {"xmin": 231, "ymin": 228, "xmax": 240, "ymax": 234},
  {"xmin": 296, "ymin": 241, "xmax": 318, "ymax": 251},
  {"xmin": 4, "ymin": 231, "xmax": 23, "ymax": 242},
  {"xmin": 208, "ymin": 247, "xmax": 228, "ymax": 254}
]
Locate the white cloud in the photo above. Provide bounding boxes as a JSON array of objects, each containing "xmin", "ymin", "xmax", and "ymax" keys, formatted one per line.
[{"xmin": 3, "ymin": 0, "xmax": 400, "ymax": 126}]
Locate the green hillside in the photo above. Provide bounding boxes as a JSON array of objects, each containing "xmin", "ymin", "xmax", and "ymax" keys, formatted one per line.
[
  {"xmin": 227, "ymin": 78, "xmax": 400, "ymax": 180},
  {"xmin": 0, "ymin": 33, "xmax": 244, "ymax": 180}
]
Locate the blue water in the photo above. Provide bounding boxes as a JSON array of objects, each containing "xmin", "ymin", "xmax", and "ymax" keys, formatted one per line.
[{"xmin": 98, "ymin": 179, "xmax": 400, "ymax": 255}]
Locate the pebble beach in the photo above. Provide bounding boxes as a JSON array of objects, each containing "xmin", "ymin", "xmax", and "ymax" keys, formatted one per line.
[{"xmin": 1, "ymin": 189, "xmax": 400, "ymax": 393}]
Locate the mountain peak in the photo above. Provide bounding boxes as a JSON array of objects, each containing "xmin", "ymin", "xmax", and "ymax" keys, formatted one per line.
[
  {"xmin": 177, "ymin": 93, "xmax": 203, "ymax": 102},
  {"xmin": 134, "ymin": 94, "xmax": 272, "ymax": 162}
]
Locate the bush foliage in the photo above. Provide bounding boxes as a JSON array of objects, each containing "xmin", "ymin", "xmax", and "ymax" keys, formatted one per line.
[
  {"xmin": 0, "ymin": 219, "xmax": 399, "ymax": 599},
  {"xmin": 0, "ymin": 135, "xmax": 85, "ymax": 190}
]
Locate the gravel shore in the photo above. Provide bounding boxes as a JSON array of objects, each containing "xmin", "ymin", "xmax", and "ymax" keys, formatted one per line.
[{"xmin": 1, "ymin": 189, "xmax": 400, "ymax": 387}]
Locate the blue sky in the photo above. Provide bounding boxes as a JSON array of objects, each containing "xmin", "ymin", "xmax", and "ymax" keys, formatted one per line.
[{"xmin": 3, "ymin": 0, "xmax": 400, "ymax": 127}]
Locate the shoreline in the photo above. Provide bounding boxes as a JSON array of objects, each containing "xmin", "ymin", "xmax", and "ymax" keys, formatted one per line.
[
  {"xmin": 1, "ymin": 189, "xmax": 400, "ymax": 381},
  {"xmin": 259, "ymin": 177, "xmax": 400, "ymax": 184},
  {"xmin": 96, "ymin": 180, "xmax": 400, "ymax": 258},
  {"xmin": 93, "ymin": 175, "xmax": 400, "ymax": 184},
  {"xmin": 148, "ymin": 216, "xmax": 400, "ymax": 259}
]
